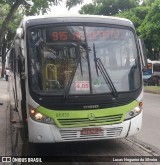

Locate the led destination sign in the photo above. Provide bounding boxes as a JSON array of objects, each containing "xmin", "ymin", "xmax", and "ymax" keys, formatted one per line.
[{"xmin": 46, "ymin": 27, "xmax": 121, "ymax": 42}]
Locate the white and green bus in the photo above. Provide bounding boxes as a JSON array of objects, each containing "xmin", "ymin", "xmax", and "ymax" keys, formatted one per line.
[{"xmin": 8, "ymin": 15, "xmax": 146, "ymax": 143}]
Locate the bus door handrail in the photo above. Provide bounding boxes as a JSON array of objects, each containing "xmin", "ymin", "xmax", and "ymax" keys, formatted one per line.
[{"xmin": 45, "ymin": 64, "xmax": 57, "ymax": 81}]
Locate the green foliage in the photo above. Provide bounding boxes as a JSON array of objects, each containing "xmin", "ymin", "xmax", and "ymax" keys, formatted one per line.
[
  {"xmin": 139, "ymin": 0, "xmax": 160, "ymax": 59},
  {"xmin": 0, "ymin": 4, "xmax": 22, "ymax": 42},
  {"xmin": 141, "ymin": 0, "xmax": 156, "ymax": 6},
  {"xmin": 79, "ymin": 3, "xmax": 95, "ymax": 14},
  {"xmin": 116, "ymin": 6, "xmax": 149, "ymax": 34},
  {"xmin": 65, "ymin": 0, "xmax": 84, "ymax": 10},
  {"xmin": 22, "ymin": 0, "xmax": 62, "ymax": 15},
  {"xmin": 0, "ymin": 4, "xmax": 10, "ymax": 25},
  {"xmin": 21, "ymin": 0, "xmax": 84, "ymax": 15},
  {"xmin": 80, "ymin": 0, "xmax": 140, "ymax": 15},
  {"xmin": 0, "ymin": 0, "xmax": 16, "ymax": 5}
]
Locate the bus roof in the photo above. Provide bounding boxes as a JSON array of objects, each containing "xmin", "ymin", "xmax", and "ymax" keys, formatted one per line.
[{"xmin": 21, "ymin": 14, "xmax": 135, "ymax": 29}]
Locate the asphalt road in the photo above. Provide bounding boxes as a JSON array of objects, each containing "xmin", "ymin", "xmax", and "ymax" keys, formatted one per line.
[{"xmin": 130, "ymin": 92, "xmax": 160, "ymax": 155}]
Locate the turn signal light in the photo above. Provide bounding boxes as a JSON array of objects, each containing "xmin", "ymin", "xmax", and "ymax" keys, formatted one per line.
[
  {"xmin": 139, "ymin": 102, "xmax": 143, "ymax": 108},
  {"xmin": 30, "ymin": 109, "xmax": 35, "ymax": 114}
]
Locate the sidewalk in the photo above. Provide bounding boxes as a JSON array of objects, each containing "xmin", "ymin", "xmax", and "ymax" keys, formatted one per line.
[{"xmin": 0, "ymin": 78, "xmax": 12, "ymax": 164}]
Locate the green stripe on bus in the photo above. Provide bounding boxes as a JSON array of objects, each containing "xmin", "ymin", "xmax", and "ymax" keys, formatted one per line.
[{"xmin": 37, "ymin": 100, "xmax": 138, "ymax": 128}]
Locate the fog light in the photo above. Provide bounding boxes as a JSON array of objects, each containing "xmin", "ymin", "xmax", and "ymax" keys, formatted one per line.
[
  {"xmin": 129, "ymin": 111, "xmax": 134, "ymax": 116},
  {"xmin": 35, "ymin": 113, "xmax": 43, "ymax": 121},
  {"xmin": 45, "ymin": 117, "xmax": 51, "ymax": 122}
]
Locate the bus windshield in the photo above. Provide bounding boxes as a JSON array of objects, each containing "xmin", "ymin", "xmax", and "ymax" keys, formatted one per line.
[{"xmin": 28, "ymin": 25, "xmax": 141, "ymax": 95}]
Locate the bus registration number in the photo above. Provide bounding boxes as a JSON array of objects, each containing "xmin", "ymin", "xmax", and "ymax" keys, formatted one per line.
[
  {"xmin": 56, "ymin": 113, "xmax": 69, "ymax": 117},
  {"xmin": 80, "ymin": 128, "xmax": 102, "ymax": 135}
]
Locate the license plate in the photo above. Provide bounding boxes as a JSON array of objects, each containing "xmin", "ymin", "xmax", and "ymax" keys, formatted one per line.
[{"xmin": 80, "ymin": 128, "xmax": 102, "ymax": 135}]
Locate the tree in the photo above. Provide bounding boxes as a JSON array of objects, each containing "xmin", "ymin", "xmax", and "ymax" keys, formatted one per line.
[
  {"xmin": 79, "ymin": 3, "xmax": 95, "ymax": 14},
  {"xmin": 79, "ymin": 0, "xmax": 140, "ymax": 15},
  {"xmin": 141, "ymin": 0, "xmax": 156, "ymax": 6},
  {"xmin": 0, "ymin": 0, "xmax": 25, "ymax": 47},
  {"xmin": 139, "ymin": 0, "xmax": 160, "ymax": 60},
  {"xmin": 0, "ymin": 4, "xmax": 23, "ymax": 77},
  {"xmin": 116, "ymin": 6, "xmax": 149, "ymax": 34},
  {"xmin": 65, "ymin": 0, "xmax": 84, "ymax": 10}
]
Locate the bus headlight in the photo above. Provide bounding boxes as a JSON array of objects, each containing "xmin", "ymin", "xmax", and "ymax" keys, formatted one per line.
[
  {"xmin": 35, "ymin": 113, "xmax": 43, "ymax": 121},
  {"xmin": 124, "ymin": 104, "xmax": 142, "ymax": 120},
  {"xmin": 29, "ymin": 106, "xmax": 54, "ymax": 124}
]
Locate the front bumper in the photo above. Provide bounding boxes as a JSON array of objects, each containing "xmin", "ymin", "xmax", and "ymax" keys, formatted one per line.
[{"xmin": 28, "ymin": 111, "xmax": 142, "ymax": 143}]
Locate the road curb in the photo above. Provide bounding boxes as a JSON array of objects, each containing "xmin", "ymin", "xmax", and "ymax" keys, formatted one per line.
[{"xmin": 126, "ymin": 138, "xmax": 159, "ymax": 157}]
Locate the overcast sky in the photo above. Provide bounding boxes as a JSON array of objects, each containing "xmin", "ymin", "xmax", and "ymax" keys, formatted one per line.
[{"xmin": 48, "ymin": 0, "xmax": 92, "ymax": 15}]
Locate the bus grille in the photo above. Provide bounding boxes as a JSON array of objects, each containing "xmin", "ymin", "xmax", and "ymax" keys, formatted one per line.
[
  {"xmin": 60, "ymin": 127, "xmax": 123, "ymax": 141},
  {"xmin": 58, "ymin": 114, "xmax": 123, "ymax": 127}
]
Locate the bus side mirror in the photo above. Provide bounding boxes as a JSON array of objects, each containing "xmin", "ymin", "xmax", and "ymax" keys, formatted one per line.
[
  {"xmin": 16, "ymin": 28, "xmax": 23, "ymax": 39},
  {"xmin": 138, "ymin": 39, "xmax": 147, "ymax": 67}
]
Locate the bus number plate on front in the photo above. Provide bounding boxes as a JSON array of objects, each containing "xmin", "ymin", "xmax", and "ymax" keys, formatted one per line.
[{"xmin": 80, "ymin": 128, "xmax": 102, "ymax": 135}]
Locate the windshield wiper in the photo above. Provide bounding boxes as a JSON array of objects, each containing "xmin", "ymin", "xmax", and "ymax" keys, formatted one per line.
[
  {"xmin": 93, "ymin": 43, "xmax": 99, "ymax": 76},
  {"xmin": 63, "ymin": 44, "xmax": 83, "ymax": 98},
  {"xmin": 63, "ymin": 59, "xmax": 79, "ymax": 99},
  {"xmin": 78, "ymin": 45, "xmax": 83, "ymax": 76},
  {"xmin": 93, "ymin": 43, "xmax": 118, "ymax": 98}
]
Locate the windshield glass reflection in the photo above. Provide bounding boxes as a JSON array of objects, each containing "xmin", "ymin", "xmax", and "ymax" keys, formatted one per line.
[{"xmin": 28, "ymin": 26, "xmax": 141, "ymax": 95}]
